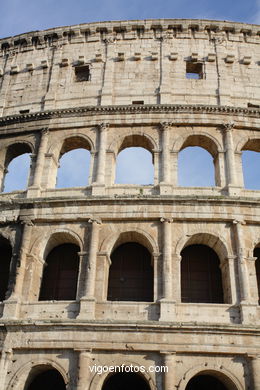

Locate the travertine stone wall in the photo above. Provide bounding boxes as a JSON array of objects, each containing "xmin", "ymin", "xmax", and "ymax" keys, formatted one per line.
[
  {"xmin": 0, "ymin": 19, "xmax": 260, "ymax": 116},
  {"xmin": 0, "ymin": 19, "xmax": 259, "ymax": 390}
]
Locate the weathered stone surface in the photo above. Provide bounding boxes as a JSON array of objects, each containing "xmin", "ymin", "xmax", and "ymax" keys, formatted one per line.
[{"xmin": 0, "ymin": 18, "xmax": 259, "ymax": 390}]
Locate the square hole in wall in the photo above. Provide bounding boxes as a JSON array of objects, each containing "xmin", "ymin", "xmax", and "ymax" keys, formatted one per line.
[
  {"xmin": 186, "ymin": 62, "xmax": 203, "ymax": 79},
  {"xmin": 132, "ymin": 100, "xmax": 144, "ymax": 105},
  {"xmin": 74, "ymin": 65, "xmax": 90, "ymax": 82}
]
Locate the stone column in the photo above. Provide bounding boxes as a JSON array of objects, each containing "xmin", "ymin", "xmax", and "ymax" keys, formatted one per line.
[
  {"xmin": 76, "ymin": 349, "xmax": 93, "ymax": 390},
  {"xmin": 0, "ymin": 164, "xmax": 6, "ymax": 192},
  {"xmin": 153, "ymin": 150, "xmax": 160, "ymax": 186},
  {"xmin": 31, "ymin": 128, "xmax": 49, "ymax": 188},
  {"xmin": 172, "ymin": 254, "xmax": 182, "ymax": 302},
  {"xmin": 161, "ymin": 351, "xmax": 176, "ymax": 390},
  {"xmin": 246, "ymin": 256, "xmax": 259, "ymax": 305},
  {"xmin": 100, "ymin": 38, "xmax": 115, "ymax": 105},
  {"xmin": 4, "ymin": 221, "xmax": 33, "ymax": 318},
  {"xmin": 93, "ymin": 123, "xmax": 108, "ymax": 194},
  {"xmin": 160, "ymin": 218, "xmax": 175, "ymax": 321},
  {"xmin": 249, "ymin": 355, "xmax": 260, "ymax": 390},
  {"xmin": 160, "ymin": 218, "xmax": 173, "ymax": 300},
  {"xmin": 233, "ymin": 220, "xmax": 250, "ymax": 304},
  {"xmin": 159, "ymin": 123, "xmax": 172, "ymax": 185},
  {"xmin": 222, "ymin": 123, "xmax": 239, "ymax": 195},
  {"xmin": 171, "ymin": 151, "xmax": 178, "ymax": 187},
  {"xmin": 220, "ymin": 256, "xmax": 238, "ymax": 304},
  {"xmin": 76, "ymin": 251, "xmax": 88, "ymax": 300},
  {"xmin": 0, "ymin": 349, "xmax": 12, "ymax": 390},
  {"xmin": 78, "ymin": 219, "xmax": 101, "ymax": 319}
]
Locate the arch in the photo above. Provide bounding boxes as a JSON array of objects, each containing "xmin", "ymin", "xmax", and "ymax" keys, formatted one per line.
[
  {"xmin": 7, "ymin": 360, "xmax": 68, "ymax": 390},
  {"xmin": 2, "ymin": 142, "xmax": 33, "ymax": 192},
  {"xmin": 107, "ymin": 242, "xmax": 154, "ymax": 301},
  {"xmin": 56, "ymin": 148, "xmax": 91, "ymax": 188},
  {"xmin": 109, "ymin": 132, "xmax": 157, "ymax": 155},
  {"xmin": 236, "ymin": 136, "xmax": 260, "ymax": 154},
  {"xmin": 100, "ymin": 228, "xmax": 159, "ymax": 256},
  {"xmin": 48, "ymin": 133, "xmax": 94, "ymax": 156},
  {"xmin": 181, "ymin": 244, "xmax": 224, "ymax": 303},
  {"xmin": 178, "ymin": 146, "xmax": 215, "ymax": 187},
  {"xmin": 89, "ymin": 359, "xmax": 156, "ymax": 390},
  {"xmin": 3, "ymin": 141, "xmax": 34, "ymax": 166},
  {"xmin": 115, "ymin": 147, "xmax": 154, "ymax": 185},
  {"xmin": 24, "ymin": 366, "xmax": 66, "ymax": 390},
  {"xmin": 175, "ymin": 232, "xmax": 229, "ymax": 262},
  {"xmin": 178, "ymin": 365, "xmax": 242, "ymax": 390},
  {"xmin": 0, "ymin": 235, "xmax": 12, "ymax": 301},
  {"xmin": 41, "ymin": 229, "xmax": 83, "ymax": 260},
  {"xmin": 238, "ymin": 137, "xmax": 260, "ymax": 190},
  {"xmin": 172, "ymin": 132, "xmax": 222, "ymax": 158},
  {"xmin": 102, "ymin": 372, "xmax": 151, "ymax": 390},
  {"xmin": 39, "ymin": 242, "xmax": 80, "ymax": 300}
]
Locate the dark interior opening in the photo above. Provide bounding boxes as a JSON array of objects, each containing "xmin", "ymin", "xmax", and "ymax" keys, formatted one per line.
[
  {"xmin": 254, "ymin": 247, "xmax": 260, "ymax": 304},
  {"xmin": 39, "ymin": 243, "xmax": 80, "ymax": 301},
  {"xmin": 0, "ymin": 236, "xmax": 12, "ymax": 301},
  {"xmin": 107, "ymin": 242, "xmax": 153, "ymax": 302},
  {"xmin": 186, "ymin": 374, "xmax": 228, "ymax": 390},
  {"xmin": 26, "ymin": 369, "xmax": 66, "ymax": 390},
  {"xmin": 181, "ymin": 244, "xmax": 224, "ymax": 303},
  {"xmin": 102, "ymin": 372, "xmax": 150, "ymax": 390}
]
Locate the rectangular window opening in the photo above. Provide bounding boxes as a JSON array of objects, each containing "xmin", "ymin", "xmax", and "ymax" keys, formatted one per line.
[
  {"xmin": 75, "ymin": 65, "xmax": 90, "ymax": 82},
  {"xmin": 132, "ymin": 100, "xmax": 144, "ymax": 105},
  {"xmin": 19, "ymin": 109, "xmax": 30, "ymax": 114},
  {"xmin": 186, "ymin": 62, "xmax": 203, "ymax": 79}
]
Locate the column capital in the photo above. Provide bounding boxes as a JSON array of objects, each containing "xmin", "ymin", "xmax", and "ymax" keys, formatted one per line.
[
  {"xmin": 159, "ymin": 122, "xmax": 172, "ymax": 130},
  {"xmin": 221, "ymin": 122, "xmax": 235, "ymax": 132},
  {"xmin": 20, "ymin": 218, "xmax": 34, "ymax": 227},
  {"xmin": 98, "ymin": 122, "xmax": 109, "ymax": 131},
  {"xmin": 41, "ymin": 127, "xmax": 49, "ymax": 136},
  {"xmin": 88, "ymin": 218, "xmax": 102, "ymax": 225},
  {"xmin": 160, "ymin": 350, "xmax": 176, "ymax": 356},
  {"xmin": 247, "ymin": 353, "xmax": 260, "ymax": 360},
  {"xmin": 160, "ymin": 217, "xmax": 173, "ymax": 223},
  {"xmin": 232, "ymin": 219, "xmax": 246, "ymax": 226}
]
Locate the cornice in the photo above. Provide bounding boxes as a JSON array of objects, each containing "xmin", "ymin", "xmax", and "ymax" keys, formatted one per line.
[
  {"xmin": 0, "ymin": 18, "xmax": 259, "ymax": 51},
  {"xmin": 0, "ymin": 104, "xmax": 259, "ymax": 127}
]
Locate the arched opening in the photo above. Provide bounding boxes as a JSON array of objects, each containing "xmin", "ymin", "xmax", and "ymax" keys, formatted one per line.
[
  {"xmin": 254, "ymin": 246, "xmax": 260, "ymax": 304},
  {"xmin": 241, "ymin": 148, "xmax": 260, "ymax": 190},
  {"xmin": 181, "ymin": 244, "xmax": 224, "ymax": 303},
  {"xmin": 186, "ymin": 374, "xmax": 228, "ymax": 390},
  {"xmin": 56, "ymin": 136, "xmax": 91, "ymax": 188},
  {"xmin": 0, "ymin": 236, "xmax": 12, "ymax": 301},
  {"xmin": 177, "ymin": 134, "xmax": 219, "ymax": 187},
  {"xmin": 3, "ymin": 143, "xmax": 32, "ymax": 192},
  {"xmin": 39, "ymin": 243, "xmax": 80, "ymax": 300},
  {"xmin": 115, "ymin": 134, "xmax": 154, "ymax": 185},
  {"xmin": 102, "ymin": 372, "xmax": 150, "ymax": 390},
  {"xmin": 107, "ymin": 242, "xmax": 153, "ymax": 302},
  {"xmin": 24, "ymin": 367, "xmax": 66, "ymax": 390},
  {"xmin": 178, "ymin": 146, "xmax": 215, "ymax": 187}
]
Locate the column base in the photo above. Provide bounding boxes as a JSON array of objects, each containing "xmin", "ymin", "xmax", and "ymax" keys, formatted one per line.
[
  {"xmin": 159, "ymin": 299, "xmax": 176, "ymax": 321},
  {"xmin": 3, "ymin": 298, "xmax": 21, "ymax": 319},
  {"xmin": 27, "ymin": 186, "xmax": 42, "ymax": 198},
  {"xmin": 240, "ymin": 303, "xmax": 258, "ymax": 325},
  {"xmin": 226, "ymin": 184, "xmax": 241, "ymax": 197},
  {"xmin": 77, "ymin": 297, "xmax": 96, "ymax": 320},
  {"xmin": 91, "ymin": 183, "xmax": 106, "ymax": 195},
  {"xmin": 159, "ymin": 183, "xmax": 173, "ymax": 195}
]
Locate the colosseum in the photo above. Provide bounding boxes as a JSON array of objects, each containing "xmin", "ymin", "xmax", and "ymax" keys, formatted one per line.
[{"xmin": 0, "ymin": 17, "xmax": 259, "ymax": 390}]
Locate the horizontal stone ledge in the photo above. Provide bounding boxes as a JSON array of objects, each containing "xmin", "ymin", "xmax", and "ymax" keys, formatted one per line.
[{"xmin": 0, "ymin": 103, "xmax": 259, "ymax": 127}]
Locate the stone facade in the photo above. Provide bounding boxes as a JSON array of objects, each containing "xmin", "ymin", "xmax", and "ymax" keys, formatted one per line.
[{"xmin": 0, "ymin": 18, "xmax": 259, "ymax": 390}]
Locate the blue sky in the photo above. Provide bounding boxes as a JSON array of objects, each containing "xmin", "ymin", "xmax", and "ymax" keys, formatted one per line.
[
  {"xmin": 1, "ymin": 0, "xmax": 260, "ymax": 192},
  {"xmin": 0, "ymin": 0, "xmax": 259, "ymax": 39}
]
